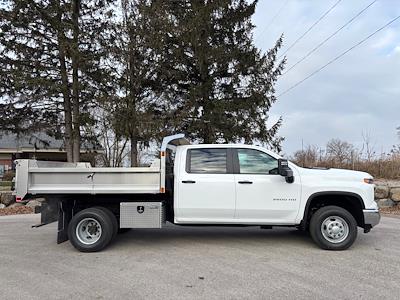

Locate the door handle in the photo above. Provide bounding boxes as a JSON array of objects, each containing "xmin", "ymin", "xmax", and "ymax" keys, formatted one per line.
[
  {"xmin": 182, "ymin": 180, "xmax": 196, "ymax": 184},
  {"xmin": 238, "ymin": 180, "xmax": 253, "ymax": 184}
]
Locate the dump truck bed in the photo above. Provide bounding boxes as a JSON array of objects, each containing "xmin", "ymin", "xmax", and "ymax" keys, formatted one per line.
[
  {"xmin": 14, "ymin": 160, "xmax": 161, "ymax": 200},
  {"xmin": 13, "ymin": 134, "xmax": 190, "ymax": 200}
]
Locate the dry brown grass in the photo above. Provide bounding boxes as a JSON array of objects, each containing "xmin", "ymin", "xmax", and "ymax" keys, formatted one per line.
[
  {"xmin": 0, "ymin": 206, "xmax": 33, "ymax": 216},
  {"xmin": 380, "ymin": 206, "xmax": 400, "ymax": 216}
]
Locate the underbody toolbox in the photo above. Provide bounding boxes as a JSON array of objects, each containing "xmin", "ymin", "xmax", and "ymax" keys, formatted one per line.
[{"xmin": 120, "ymin": 202, "xmax": 165, "ymax": 228}]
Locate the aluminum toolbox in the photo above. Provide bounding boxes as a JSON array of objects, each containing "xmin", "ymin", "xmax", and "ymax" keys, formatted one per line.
[{"xmin": 120, "ymin": 202, "xmax": 165, "ymax": 228}]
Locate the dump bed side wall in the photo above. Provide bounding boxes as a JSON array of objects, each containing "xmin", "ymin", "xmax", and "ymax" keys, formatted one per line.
[
  {"xmin": 14, "ymin": 160, "xmax": 161, "ymax": 200},
  {"xmin": 29, "ymin": 169, "xmax": 160, "ymax": 195}
]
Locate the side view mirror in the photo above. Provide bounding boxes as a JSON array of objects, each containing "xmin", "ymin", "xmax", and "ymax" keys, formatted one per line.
[{"xmin": 278, "ymin": 159, "xmax": 294, "ymax": 183}]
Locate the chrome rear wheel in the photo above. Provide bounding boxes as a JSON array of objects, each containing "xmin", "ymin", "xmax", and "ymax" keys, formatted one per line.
[
  {"xmin": 68, "ymin": 208, "xmax": 115, "ymax": 252},
  {"xmin": 76, "ymin": 218, "xmax": 102, "ymax": 245}
]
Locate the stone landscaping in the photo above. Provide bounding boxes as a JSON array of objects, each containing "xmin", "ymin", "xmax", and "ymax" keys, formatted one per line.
[
  {"xmin": 374, "ymin": 179, "xmax": 400, "ymax": 216},
  {"xmin": 374, "ymin": 180, "xmax": 400, "ymax": 208},
  {"xmin": 0, "ymin": 191, "xmax": 43, "ymax": 216}
]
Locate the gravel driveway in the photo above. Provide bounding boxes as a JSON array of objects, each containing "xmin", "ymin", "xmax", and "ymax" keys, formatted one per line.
[{"xmin": 1, "ymin": 214, "xmax": 399, "ymax": 300}]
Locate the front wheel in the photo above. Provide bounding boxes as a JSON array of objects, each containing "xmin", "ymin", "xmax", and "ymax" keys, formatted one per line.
[
  {"xmin": 68, "ymin": 207, "xmax": 115, "ymax": 252},
  {"xmin": 309, "ymin": 205, "xmax": 358, "ymax": 250}
]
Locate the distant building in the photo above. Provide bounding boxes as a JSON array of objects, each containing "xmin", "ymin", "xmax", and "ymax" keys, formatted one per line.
[{"xmin": 0, "ymin": 131, "xmax": 103, "ymax": 177}]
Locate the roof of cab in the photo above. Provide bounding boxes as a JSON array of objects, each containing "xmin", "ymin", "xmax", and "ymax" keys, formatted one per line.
[{"xmin": 177, "ymin": 143, "xmax": 282, "ymax": 159}]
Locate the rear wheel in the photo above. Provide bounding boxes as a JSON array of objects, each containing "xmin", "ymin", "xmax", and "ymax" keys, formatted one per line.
[
  {"xmin": 309, "ymin": 205, "xmax": 357, "ymax": 250},
  {"xmin": 95, "ymin": 206, "xmax": 118, "ymax": 240},
  {"xmin": 68, "ymin": 207, "xmax": 114, "ymax": 252}
]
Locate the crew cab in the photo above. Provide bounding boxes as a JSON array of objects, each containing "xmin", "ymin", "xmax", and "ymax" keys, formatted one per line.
[{"xmin": 14, "ymin": 134, "xmax": 380, "ymax": 252}]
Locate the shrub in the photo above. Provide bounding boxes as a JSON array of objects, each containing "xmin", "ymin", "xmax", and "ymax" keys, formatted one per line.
[{"xmin": 2, "ymin": 171, "xmax": 15, "ymax": 182}]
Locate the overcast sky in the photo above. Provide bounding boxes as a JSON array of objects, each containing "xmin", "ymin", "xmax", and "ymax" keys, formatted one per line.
[{"xmin": 252, "ymin": 0, "xmax": 400, "ymax": 155}]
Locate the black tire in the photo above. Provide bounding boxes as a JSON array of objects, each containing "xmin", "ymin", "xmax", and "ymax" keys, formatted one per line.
[
  {"xmin": 309, "ymin": 205, "xmax": 357, "ymax": 250},
  {"xmin": 95, "ymin": 206, "xmax": 118, "ymax": 240},
  {"xmin": 68, "ymin": 207, "xmax": 114, "ymax": 252}
]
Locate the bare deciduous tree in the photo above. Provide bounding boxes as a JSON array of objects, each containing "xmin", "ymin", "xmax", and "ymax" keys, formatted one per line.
[
  {"xmin": 360, "ymin": 130, "xmax": 376, "ymax": 162},
  {"xmin": 291, "ymin": 133, "xmax": 400, "ymax": 179},
  {"xmin": 326, "ymin": 139, "xmax": 354, "ymax": 165},
  {"xmin": 293, "ymin": 145, "xmax": 321, "ymax": 167}
]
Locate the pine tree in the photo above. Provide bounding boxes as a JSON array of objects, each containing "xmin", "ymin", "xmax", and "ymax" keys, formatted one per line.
[
  {"xmin": 105, "ymin": 0, "xmax": 165, "ymax": 166},
  {"xmin": 0, "ymin": 0, "xmax": 115, "ymax": 161},
  {"xmin": 150, "ymin": 0, "xmax": 285, "ymax": 150}
]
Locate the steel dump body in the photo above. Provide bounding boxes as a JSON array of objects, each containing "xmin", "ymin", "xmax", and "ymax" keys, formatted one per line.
[
  {"xmin": 14, "ymin": 134, "xmax": 189, "ymax": 200},
  {"xmin": 15, "ymin": 160, "xmax": 161, "ymax": 199}
]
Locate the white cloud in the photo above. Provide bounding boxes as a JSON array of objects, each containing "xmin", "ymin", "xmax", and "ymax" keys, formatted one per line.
[
  {"xmin": 392, "ymin": 45, "xmax": 400, "ymax": 55},
  {"xmin": 371, "ymin": 28, "xmax": 397, "ymax": 49}
]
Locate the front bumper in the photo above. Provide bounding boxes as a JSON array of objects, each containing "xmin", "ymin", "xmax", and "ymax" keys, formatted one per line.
[{"xmin": 363, "ymin": 209, "xmax": 381, "ymax": 229}]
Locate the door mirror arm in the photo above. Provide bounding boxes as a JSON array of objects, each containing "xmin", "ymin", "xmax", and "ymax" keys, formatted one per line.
[{"xmin": 278, "ymin": 159, "xmax": 294, "ymax": 183}]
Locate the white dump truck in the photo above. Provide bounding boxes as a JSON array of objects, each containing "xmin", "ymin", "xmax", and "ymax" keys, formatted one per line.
[{"xmin": 13, "ymin": 134, "xmax": 380, "ymax": 252}]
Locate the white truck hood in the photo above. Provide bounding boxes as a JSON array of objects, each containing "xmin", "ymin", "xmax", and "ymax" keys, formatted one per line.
[
  {"xmin": 293, "ymin": 166, "xmax": 376, "ymax": 209},
  {"xmin": 295, "ymin": 166, "xmax": 373, "ymax": 182}
]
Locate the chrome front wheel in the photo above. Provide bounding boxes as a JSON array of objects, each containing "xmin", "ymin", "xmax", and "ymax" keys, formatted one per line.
[
  {"xmin": 321, "ymin": 216, "xmax": 349, "ymax": 243},
  {"xmin": 309, "ymin": 205, "xmax": 357, "ymax": 250}
]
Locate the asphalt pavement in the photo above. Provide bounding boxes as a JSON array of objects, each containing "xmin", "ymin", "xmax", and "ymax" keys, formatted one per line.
[{"xmin": 1, "ymin": 214, "xmax": 399, "ymax": 300}]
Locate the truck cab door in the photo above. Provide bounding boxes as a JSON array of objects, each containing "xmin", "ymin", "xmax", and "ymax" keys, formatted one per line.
[
  {"xmin": 233, "ymin": 148, "xmax": 301, "ymax": 224},
  {"xmin": 174, "ymin": 148, "xmax": 235, "ymax": 223}
]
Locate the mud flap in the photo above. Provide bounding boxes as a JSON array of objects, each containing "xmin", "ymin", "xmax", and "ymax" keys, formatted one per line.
[
  {"xmin": 40, "ymin": 198, "xmax": 59, "ymax": 225},
  {"xmin": 57, "ymin": 200, "xmax": 74, "ymax": 244},
  {"xmin": 37, "ymin": 198, "xmax": 74, "ymax": 244}
]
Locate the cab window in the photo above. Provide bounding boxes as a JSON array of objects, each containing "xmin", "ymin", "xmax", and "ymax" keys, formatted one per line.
[
  {"xmin": 187, "ymin": 148, "xmax": 227, "ymax": 174},
  {"xmin": 237, "ymin": 149, "xmax": 278, "ymax": 174}
]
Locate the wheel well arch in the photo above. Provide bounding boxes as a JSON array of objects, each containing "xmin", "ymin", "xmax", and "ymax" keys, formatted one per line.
[{"xmin": 302, "ymin": 192, "xmax": 365, "ymax": 229}]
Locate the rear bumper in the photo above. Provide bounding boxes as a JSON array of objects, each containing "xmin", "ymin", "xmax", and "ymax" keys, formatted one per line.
[{"xmin": 363, "ymin": 209, "xmax": 380, "ymax": 228}]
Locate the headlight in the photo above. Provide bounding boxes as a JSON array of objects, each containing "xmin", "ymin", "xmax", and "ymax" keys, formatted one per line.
[{"xmin": 363, "ymin": 178, "xmax": 374, "ymax": 184}]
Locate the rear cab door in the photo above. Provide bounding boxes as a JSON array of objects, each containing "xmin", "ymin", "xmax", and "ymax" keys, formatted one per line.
[{"xmin": 174, "ymin": 146, "xmax": 236, "ymax": 223}]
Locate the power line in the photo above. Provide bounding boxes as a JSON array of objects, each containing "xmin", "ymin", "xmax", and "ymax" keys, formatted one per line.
[
  {"xmin": 283, "ymin": 0, "xmax": 377, "ymax": 75},
  {"xmin": 279, "ymin": 0, "xmax": 342, "ymax": 58},
  {"xmin": 255, "ymin": 0, "xmax": 289, "ymax": 43},
  {"xmin": 277, "ymin": 14, "xmax": 400, "ymax": 98}
]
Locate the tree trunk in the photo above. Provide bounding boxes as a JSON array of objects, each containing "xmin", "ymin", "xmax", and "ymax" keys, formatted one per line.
[
  {"xmin": 130, "ymin": 135, "xmax": 138, "ymax": 167},
  {"xmin": 128, "ymin": 34, "xmax": 138, "ymax": 167},
  {"xmin": 197, "ymin": 4, "xmax": 213, "ymax": 144},
  {"xmin": 71, "ymin": 0, "xmax": 81, "ymax": 162},
  {"xmin": 56, "ymin": 6, "xmax": 73, "ymax": 162}
]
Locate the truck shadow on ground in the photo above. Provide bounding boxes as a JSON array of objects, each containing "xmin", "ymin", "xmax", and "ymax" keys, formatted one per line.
[{"xmin": 108, "ymin": 225, "xmax": 317, "ymax": 250}]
